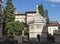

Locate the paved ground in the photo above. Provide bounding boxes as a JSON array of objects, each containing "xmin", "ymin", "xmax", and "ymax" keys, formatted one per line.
[
  {"xmin": 19, "ymin": 42, "xmax": 60, "ymax": 44},
  {"xmin": 19, "ymin": 41, "xmax": 48, "ymax": 44}
]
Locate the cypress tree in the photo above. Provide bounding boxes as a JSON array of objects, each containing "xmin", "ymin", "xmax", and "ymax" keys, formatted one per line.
[
  {"xmin": 3, "ymin": 0, "xmax": 15, "ymax": 35},
  {"xmin": 3, "ymin": 9, "xmax": 6, "ymax": 35},
  {"xmin": 5, "ymin": 0, "xmax": 15, "ymax": 22},
  {"xmin": 38, "ymin": 5, "xmax": 44, "ymax": 17},
  {"xmin": 45, "ymin": 10, "xmax": 49, "ymax": 23}
]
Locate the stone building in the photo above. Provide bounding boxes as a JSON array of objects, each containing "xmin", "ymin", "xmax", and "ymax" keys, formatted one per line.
[
  {"xmin": 15, "ymin": 11, "xmax": 36, "ymax": 24},
  {"xmin": 0, "ymin": 0, "xmax": 3, "ymax": 37},
  {"xmin": 48, "ymin": 21, "xmax": 59, "ymax": 35},
  {"xmin": 28, "ymin": 13, "xmax": 47, "ymax": 42},
  {"xmin": 28, "ymin": 5, "xmax": 47, "ymax": 42},
  {"xmin": 26, "ymin": 11, "xmax": 36, "ymax": 24},
  {"xmin": 14, "ymin": 5, "xmax": 60, "ymax": 43},
  {"xmin": 15, "ymin": 13, "xmax": 26, "ymax": 23},
  {"xmin": 15, "ymin": 5, "xmax": 48, "ymax": 42},
  {"xmin": 54, "ymin": 22, "xmax": 60, "ymax": 42}
]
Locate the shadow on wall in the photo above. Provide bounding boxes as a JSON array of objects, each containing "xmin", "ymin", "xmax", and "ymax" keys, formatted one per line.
[
  {"xmin": 40, "ymin": 25, "xmax": 47, "ymax": 42},
  {"xmin": 36, "ymin": 25, "xmax": 55, "ymax": 43},
  {"xmin": 36, "ymin": 25, "xmax": 48, "ymax": 42}
]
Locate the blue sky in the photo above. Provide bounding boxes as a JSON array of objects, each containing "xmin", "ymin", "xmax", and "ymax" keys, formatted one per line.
[{"xmin": 3, "ymin": 0, "xmax": 60, "ymax": 21}]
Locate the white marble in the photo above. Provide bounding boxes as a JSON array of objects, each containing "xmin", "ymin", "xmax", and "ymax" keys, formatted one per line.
[{"xmin": 28, "ymin": 6, "xmax": 47, "ymax": 41}]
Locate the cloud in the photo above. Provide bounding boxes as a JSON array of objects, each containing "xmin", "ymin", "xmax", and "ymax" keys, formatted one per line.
[
  {"xmin": 45, "ymin": 0, "xmax": 60, "ymax": 3},
  {"xmin": 51, "ymin": 4, "xmax": 56, "ymax": 7}
]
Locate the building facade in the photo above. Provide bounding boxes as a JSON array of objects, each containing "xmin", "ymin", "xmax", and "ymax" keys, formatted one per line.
[
  {"xmin": 0, "ymin": 0, "xmax": 3, "ymax": 37},
  {"xmin": 15, "ymin": 11, "xmax": 36, "ymax": 24},
  {"xmin": 15, "ymin": 5, "xmax": 60, "ymax": 42},
  {"xmin": 14, "ymin": 11, "xmax": 26, "ymax": 23},
  {"xmin": 15, "ymin": 13, "xmax": 26, "ymax": 23},
  {"xmin": 15, "ymin": 5, "xmax": 47, "ymax": 42},
  {"xmin": 48, "ymin": 21, "xmax": 59, "ymax": 35},
  {"xmin": 28, "ymin": 12, "xmax": 47, "ymax": 42},
  {"xmin": 26, "ymin": 11, "xmax": 36, "ymax": 24}
]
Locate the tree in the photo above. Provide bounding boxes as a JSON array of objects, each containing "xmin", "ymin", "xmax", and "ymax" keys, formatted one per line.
[
  {"xmin": 3, "ymin": 9, "xmax": 5, "ymax": 35},
  {"xmin": 24, "ymin": 28, "xmax": 29, "ymax": 35},
  {"xmin": 13, "ymin": 21, "xmax": 24, "ymax": 35},
  {"xmin": 38, "ymin": 5, "xmax": 49, "ymax": 23},
  {"xmin": 45, "ymin": 10, "xmax": 49, "ymax": 24},
  {"xmin": 38, "ymin": 5, "xmax": 44, "ymax": 17},
  {"xmin": 6, "ymin": 21, "xmax": 24, "ymax": 36},
  {"xmin": 3, "ymin": 0, "xmax": 15, "ymax": 35}
]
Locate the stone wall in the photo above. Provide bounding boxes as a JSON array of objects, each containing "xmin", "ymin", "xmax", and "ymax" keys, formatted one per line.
[{"xmin": 15, "ymin": 35, "xmax": 23, "ymax": 43}]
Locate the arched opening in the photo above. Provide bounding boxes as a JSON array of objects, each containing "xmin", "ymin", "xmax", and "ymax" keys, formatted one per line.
[{"xmin": 37, "ymin": 34, "xmax": 40, "ymax": 41}]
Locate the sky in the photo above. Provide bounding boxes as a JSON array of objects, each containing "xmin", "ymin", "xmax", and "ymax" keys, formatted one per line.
[{"xmin": 3, "ymin": 0, "xmax": 60, "ymax": 21}]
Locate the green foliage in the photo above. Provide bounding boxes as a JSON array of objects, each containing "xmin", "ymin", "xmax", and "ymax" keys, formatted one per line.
[
  {"xmin": 13, "ymin": 21, "xmax": 24, "ymax": 35},
  {"xmin": 45, "ymin": 10, "xmax": 48, "ymax": 17},
  {"xmin": 8, "ymin": 22, "xmax": 15, "ymax": 34},
  {"xmin": 24, "ymin": 28, "xmax": 29, "ymax": 35},
  {"xmin": 24, "ymin": 28, "xmax": 29, "ymax": 40},
  {"xmin": 5, "ymin": 0, "xmax": 15, "ymax": 22},
  {"xmin": 6, "ymin": 21, "xmax": 24, "ymax": 35},
  {"xmin": 3, "ymin": 0, "xmax": 24, "ymax": 36},
  {"xmin": 3, "ymin": 0, "xmax": 15, "ymax": 35},
  {"xmin": 38, "ymin": 5, "xmax": 44, "ymax": 17},
  {"xmin": 38, "ymin": 5, "xmax": 49, "ymax": 23},
  {"xmin": 3, "ymin": 9, "xmax": 6, "ymax": 35},
  {"xmin": 45, "ymin": 10, "xmax": 49, "ymax": 23}
]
